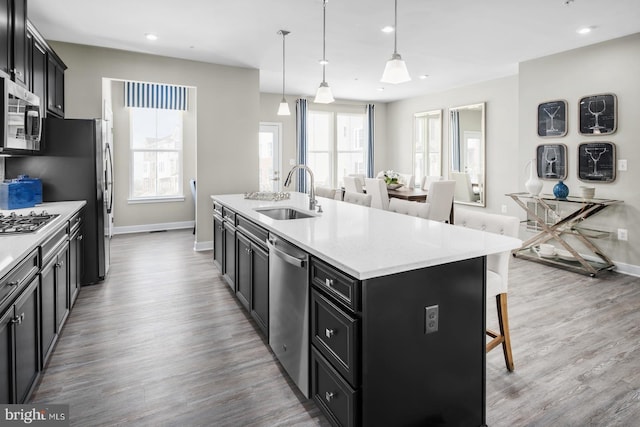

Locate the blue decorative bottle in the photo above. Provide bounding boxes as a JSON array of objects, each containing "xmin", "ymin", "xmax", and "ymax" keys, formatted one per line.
[{"xmin": 553, "ymin": 180, "xmax": 569, "ymax": 200}]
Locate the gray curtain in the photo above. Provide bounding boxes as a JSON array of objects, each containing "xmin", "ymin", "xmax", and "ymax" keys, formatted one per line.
[
  {"xmin": 366, "ymin": 104, "xmax": 375, "ymax": 178},
  {"xmin": 295, "ymin": 98, "xmax": 308, "ymax": 192},
  {"xmin": 450, "ymin": 110, "xmax": 461, "ymax": 172}
]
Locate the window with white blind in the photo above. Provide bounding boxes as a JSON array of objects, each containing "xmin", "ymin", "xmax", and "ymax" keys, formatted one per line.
[
  {"xmin": 129, "ymin": 108, "xmax": 183, "ymax": 201},
  {"xmin": 307, "ymin": 110, "xmax": 366, "ymax": 188}
]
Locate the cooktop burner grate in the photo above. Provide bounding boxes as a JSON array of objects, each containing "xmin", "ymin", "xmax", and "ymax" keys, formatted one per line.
[{"xmin": 0, "ymin": 211, "xmax": 59, "ymax": 234}]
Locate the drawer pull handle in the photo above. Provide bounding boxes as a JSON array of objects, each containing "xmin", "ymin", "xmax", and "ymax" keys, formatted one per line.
[
  {"xmin": 325, "ymin": 391, "xmax": 335, "ymax": 402},
  {"xmin": 325, "ymin": 328, "xmax": 335, "ymax": 338},
  {"xmin": 11, "ymin": 313, "xmax": 25, "ymax": 325},
  {"xmin": 8, "ymin": 281, "xmax": 19, "ymax": 287},
  {"xmin": 325, "ymin": 278, "xmax": 334, "ymax": 287}
]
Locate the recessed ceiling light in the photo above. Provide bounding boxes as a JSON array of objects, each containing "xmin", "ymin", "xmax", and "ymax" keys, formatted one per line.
[
  {"xmin": 419, "ymin": 74, "xmax": 429, "ymax": 79},
  {"xmin": 376, "ymin": 87, "xmax": 385, "ymax": 91},
  {"xmin": 577, "ymin": 26, "xmax": 595, "ymax": 35},
  {"xmin": 381, "ymin": 26, "xmax": 394, "ymax": 33},
  {"xmin": 145, "ymin": 33, "xmax": 158, "ymax": 41}
]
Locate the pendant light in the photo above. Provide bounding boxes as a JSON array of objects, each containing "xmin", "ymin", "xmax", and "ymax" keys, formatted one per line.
[
  {"xmin": 277, "ymin": 30, "xmax": 291, "ymax": 116},
  {"xmin": 380, "ymin": 0, "xmax": 411, "ymax": 84},
  {"xmin": 314, "ymin": 0, "xmax": 334, "ymax": 104}
]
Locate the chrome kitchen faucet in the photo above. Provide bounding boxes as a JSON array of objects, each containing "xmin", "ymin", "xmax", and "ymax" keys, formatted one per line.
[{"xmin": 283, "ymin": 165, "xmax": 317, "ymax": 211}]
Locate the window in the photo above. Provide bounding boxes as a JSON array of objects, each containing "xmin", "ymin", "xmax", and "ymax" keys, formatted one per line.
[
  {"xmin": 413, "ymin": 111, "xmax": 442, "ymax": 188},
  {"xmin": 129, "ymin": 108, "xmax": 183, "ymax": 200},
  {"xmin": 307, "ymin": 110, "xmax": 366, "ymax": 188}
]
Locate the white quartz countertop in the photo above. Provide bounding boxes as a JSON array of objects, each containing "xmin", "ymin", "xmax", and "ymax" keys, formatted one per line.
[
  {"xmin": 211, "ymin": 193, "xmax": 521, "ymax": 280},
  {"xmin": 0, "ymin": 201, "xmax": 87, "ymax": 278}
]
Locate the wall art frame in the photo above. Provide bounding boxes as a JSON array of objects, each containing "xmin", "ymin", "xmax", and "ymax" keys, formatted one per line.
[
  {"xmin": 537, "ymin": 100, "xmax": 567, "ymax": 137},
  {"xmin": 578, "ymin": 142, "xmax": 616, "ymax": 182},
  {"xmin": 536, "ymin": 143, "xmax": 567, "ymax": 180},
  {"xmin": 579, "ymin": 93, "xmax": 617, "ymax": 135}
]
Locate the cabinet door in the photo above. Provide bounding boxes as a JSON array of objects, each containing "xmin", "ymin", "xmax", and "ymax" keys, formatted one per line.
[
  {"xmin": 213, "ymin": 215, "xmax": 223, "ymax": 272},
  {"xmin": 13, "ymin": 277, "xmax": 40, "ymax": 403},
  {"xmin": 0, "ymin": 0, "xmax": 9, "ymax": 75},
  {"xmin": 39, "ymin": 260, "xmax": 56, "ymax": 366},
  {"xmin": 235, "ymin": 233, "xmax": 251, "ymax": 311},
  {"xmin": 0, "ymin": 307, "xmax": 13, "ymax": 404},
  {"xmin": 46, "ymin": 54, "xmax": 64, "ymax": 116},
  {"xmin": 11, "ymin": 0, "xmax": 27, "ymax": 87},
  {"xmin": 30, "ymin": 37, "xmax": 46, "ymax": 116},
  {"xmin": 223, "ymin": 223, "xmax": 235, "ymax": 290},
  {"xmin": 69, "ymin": 229, "xmax": 82, "ymax": 307},
  {"xmin": 54, "ymin": 64, "xmax": 64, "ymax": 115},
  {"xmin": 250, "ymin": 243, "xmax": 269, "ymax": 336},
  {"xmin": 55, "ymin": 244, "xmax": 70, "ymax": 331}
]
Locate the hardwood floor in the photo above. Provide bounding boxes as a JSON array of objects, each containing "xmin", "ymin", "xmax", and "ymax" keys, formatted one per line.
[{"xmin": 30, "ymin": 229, "xmax": 640, "ymax": 426}]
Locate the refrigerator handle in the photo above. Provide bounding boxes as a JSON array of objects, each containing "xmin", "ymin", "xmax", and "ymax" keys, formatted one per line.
[{"xmin": 106, "ymin": 143, "xmax": 114, "ymax": 214}]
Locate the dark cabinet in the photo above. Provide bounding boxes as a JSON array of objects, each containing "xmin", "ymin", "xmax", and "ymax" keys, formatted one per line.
[
  {"xmin": 223, "ymin": 219, "xmax": 236, "ymax": 291},
  {"xmin": 0, "ymin": 248, "xmax": 39, "ymax": 404},
  {"xmin": 0, "ymin": 0, "xmax": 27, "ymax": 87},
  {"xmin": 236, "ymin": 233, "xmax": 252, "ymax": 311},
  {"xmin": 213, "ymin": 207, "xmax": 223, "ymax": 272},
  {"xmin": 250, "ymin": 243, "xmax": 268, "ymax": 335},
  {"xmin": 47, "ymin": 53, "xmax": 65, "ymax": 117},
  {"xmin": 28, "ymin": 28, "xmax": 46, "ymax": 115},
  {"xmin": 69, "ymin": 218, "xmax": 83, "ymax": 308}
]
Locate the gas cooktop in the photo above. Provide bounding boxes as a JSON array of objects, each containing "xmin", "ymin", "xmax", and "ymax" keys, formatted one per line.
[{"xmin": 0, "ymin": 211, "xmax": 59, "ymax": 234}]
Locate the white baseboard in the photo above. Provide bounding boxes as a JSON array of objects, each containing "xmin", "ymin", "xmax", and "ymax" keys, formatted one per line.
[
  {"xmin": 113, "ymin": 221, "xmax": 194, "ymax": 235},
  {"xmin": 194, "ymin": 240, "xmax": 213, "ymax": 251},
  {"xmin": 612, "ymin": 261, "xmax": 640, "ymax": 277}
]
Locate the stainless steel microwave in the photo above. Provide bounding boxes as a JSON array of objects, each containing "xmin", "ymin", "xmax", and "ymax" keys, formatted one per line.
[{"xmin": 0, "ymin": 75, "xmax": 42, "ymax": 155}]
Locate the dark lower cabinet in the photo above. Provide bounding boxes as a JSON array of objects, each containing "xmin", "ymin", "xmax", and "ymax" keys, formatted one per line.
[
  {"xmin": 235, "ymin": 233, "xmax": 252, "ymax": 311},
  {"xmin": 69, "ymin": 224, "xmax": 83, "ymax": 308},
  {"xmin": 1, "ymin": 276, "xmax": 40, "ymax": 404},
  {"xmin": 213, "ymin": 213, "xmax": 223, "ymax": 272},
  {"xmin": 235, "ymin": 230, "xmax": 269, "ymax": 337},
  {"xmin": 223, "ymin": 221, "xmax": 236, "ymax": 290}
]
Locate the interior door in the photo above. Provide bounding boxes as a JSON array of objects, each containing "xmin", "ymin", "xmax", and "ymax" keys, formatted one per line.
[{"xmin": 259, "ymin": 123, "xmax": 282, "ymax": 192}]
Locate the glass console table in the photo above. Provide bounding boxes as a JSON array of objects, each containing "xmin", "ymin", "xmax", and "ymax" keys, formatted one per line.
[{"xmin": 506, "ymin": 192, "xmax": 622, "ymax": 277}]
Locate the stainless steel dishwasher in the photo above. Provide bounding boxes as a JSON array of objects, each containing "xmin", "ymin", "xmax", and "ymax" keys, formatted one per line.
[{"xmin": 266, "ymin": 233, "xmax": 310, "ymax": 398}]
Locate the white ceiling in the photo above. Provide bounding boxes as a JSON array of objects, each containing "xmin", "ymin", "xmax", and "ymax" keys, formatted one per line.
[{"xmin": 28, "ymin": 0, "xmax": 640, "ymax": 103}]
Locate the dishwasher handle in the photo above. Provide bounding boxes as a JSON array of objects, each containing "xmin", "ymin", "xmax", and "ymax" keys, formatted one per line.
[{"xmin": 266, "ymin": 238, "xmax": 306, "ymax": 268}]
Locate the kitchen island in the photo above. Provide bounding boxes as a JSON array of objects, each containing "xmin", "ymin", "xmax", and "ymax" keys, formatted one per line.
[{"xmin": 211, "ymin": 192, "xmax": 520, "ymax": 427}]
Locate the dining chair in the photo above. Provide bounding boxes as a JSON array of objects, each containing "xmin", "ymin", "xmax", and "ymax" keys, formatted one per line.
[
  {"xmin": 315, "ymin": 186, "xmax": 336, "ymax": 199},
  {"xmin": 424, "ymin": 180, "xmax": 456, "ymax": 222},
  {"xmin": 388, "ymin": 198, "xmax": 429, "ymax": 219},
  {"xmin": 398, "ymin": 173, "xmax": 415, "ymax": 189},
  {"xmin": 454, "ymin": 209, "xmax": 519, "ymax": 371},
  {"xmin": 343, "ymin": 191, "xmax": 372, "ymax": 207},
  {"xmin": 451, "ymin": 171, "xmax": 479, "ymax": 203},
  {"xmin": 343, "ymin": 176, "xmax": 363, "ymax": 193},
  {"xmin": 364, "ymin": 178, "xmax": 390, "ymax": 210},
  {"xmin": 421, "ymin": 175, "xmax": 442, "ymax": 191},
  {"xmin": 348, "ymin": 174, "xmax": 366, "ymax": 190}
]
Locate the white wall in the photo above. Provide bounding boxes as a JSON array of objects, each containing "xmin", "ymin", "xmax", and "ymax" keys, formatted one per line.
[
  {"xmin": 385, "ymin": 76, "xmax": 520, "ymax": 212},
  {"xmin": 49, "ymin": 41, "xmax": 260, "ymax": 247},
  {"xmin": 518, "ymin": 33, "xmax": 640, "ymax": 270}
]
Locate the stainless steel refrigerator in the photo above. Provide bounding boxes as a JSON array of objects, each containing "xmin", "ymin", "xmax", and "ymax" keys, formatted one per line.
[{"xmin": 7, "ymin": 118, "xmax": 113, "ymax": 284}]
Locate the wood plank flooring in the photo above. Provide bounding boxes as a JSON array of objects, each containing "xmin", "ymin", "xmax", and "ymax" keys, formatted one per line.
[{"xmin": 30, "ymin": 229, "xmax": 640, "ymax": 426}]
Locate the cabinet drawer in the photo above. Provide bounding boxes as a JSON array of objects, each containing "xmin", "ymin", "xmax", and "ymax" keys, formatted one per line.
[
  {"xmin": 1, "ymin": 249, "xmax": 39, "ymax": 309},
  {"xmin": 41, "ymin": 225, "xmax": 68, "ymax": 265},
  {"xmin": 312, "ymin": 289, "xmax": 359, "ymax": 387},
  {"xmin": 69, "ymin": 210, "xmax": 83, "ymax": 234},
  {"xmin": 222, "ymin": 207, "xmax": 236, "ymax": 224},
  {"xmin": 213, "ymin": 202, "xmax": 223, "ymax": 217},
  {"xmin": 311, "ymin": 258, "xmax": 360, "ymax": 312},
  {"xmin": 236, "ymin": 215, "xmax": 268, "ymax": 248},
  {"xmin": 311, "ymin": 347, "xmax": 359, "ymax": 427}
]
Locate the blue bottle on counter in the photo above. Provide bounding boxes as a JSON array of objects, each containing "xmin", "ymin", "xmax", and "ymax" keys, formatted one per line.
[
  {"xmin": 0, "ymin": 180, "xmax": 36, "ymax": 210},
  {"xmin": 16, "ymin": 175, "xmax": 43, "ymax": 204},
  {"xmin": 553, "ymin": 180, "xmax": 569, "ymax": 200}
]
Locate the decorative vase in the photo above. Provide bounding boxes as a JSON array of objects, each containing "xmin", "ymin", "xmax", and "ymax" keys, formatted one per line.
[
  {"xmin": 553, "ymin": 180, "xmax": 569, "ymax": 200},
  {"xmin": 525, "ymin": 159, "xmax": 543, "ymax": 196}
]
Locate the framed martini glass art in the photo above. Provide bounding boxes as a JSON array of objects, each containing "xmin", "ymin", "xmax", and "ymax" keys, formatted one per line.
[{"xmin": 537, "ymin": 100, "xmax": 567, "ymax": 137}]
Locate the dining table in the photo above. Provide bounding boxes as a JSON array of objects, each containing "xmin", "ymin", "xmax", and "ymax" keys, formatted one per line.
[{"xmin": 386, "ymin": 187, "xmax": 429, "ymax": 202}]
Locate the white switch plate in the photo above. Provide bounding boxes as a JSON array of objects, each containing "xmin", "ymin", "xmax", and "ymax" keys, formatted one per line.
[
  {"xmin": 618, "ymin": 159, "xmax": 627, "ymax": 171},
  {"xmin": 618, "ymin": 228, "xmax": 628, "ymax": 241}
]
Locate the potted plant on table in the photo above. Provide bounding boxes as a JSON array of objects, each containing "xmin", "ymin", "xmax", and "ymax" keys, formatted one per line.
[{"xmin": 383, "ymin": 170, "xmax": 402, "ymax": 189}]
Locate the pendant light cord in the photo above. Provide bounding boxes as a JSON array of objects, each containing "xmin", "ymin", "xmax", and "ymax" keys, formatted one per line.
[
  {"xmin": 282, "ymin": 32, "xmax": 286, "ymax": 98},
  {"xmin": 322, "ymin": 0, "xmax": 327, "ymax": 83},
  {"xmin": 393, "ymin": 0, "xmax": 398, "ymax": 55}
]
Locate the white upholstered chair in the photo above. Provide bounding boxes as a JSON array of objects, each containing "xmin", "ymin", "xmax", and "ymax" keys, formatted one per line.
[
  {"xmin": 364, "ymin": 178, "xmax": 390, "ymax": 210},
  {"xmin": 343, "ymin": 176, "xmax": 363, "ymax": 193},
  {"xmin": 421, "ymin": 175, "xmax": 442, "ymax": 191},
  {"xmin": 398, "ymin": 173, "xmax": 415, "ymax": 189},
  {"xmin": 424, "ymin": 180, "xmax": 456, "ymax": 222},
  {"xmin": 315, "ymin": 186, "xmax": 336, "ymax": 199},
  {"xmin": 343, "ymin": 191, "xmax": 372, "ymax": 207},
  {"xmin": 451, "ymin": 171, "xmax": 479, "ymax": 203},
  {"xmin": 388, "ymin": 198, "xmax": 430, "ymax": 219},
  {"xmin": 455, "ymin": 209, "xmax": 520, "ymax": 371},
  {"xmin": 348, "ymin": 174, "xmax": 366, "ymax": 190}
]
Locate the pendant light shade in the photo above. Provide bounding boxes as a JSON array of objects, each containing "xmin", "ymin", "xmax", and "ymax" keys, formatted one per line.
[
  {"xmin": 277, "ymin": 30, "xmax": 291, "ymax": 116},
  {"xmin": 314, "ymin": 0, "xmax": 334, "ymax": 104},
  {"xmin": 381, "ymin": 0, "xmax": 411, "ymax": 84}
]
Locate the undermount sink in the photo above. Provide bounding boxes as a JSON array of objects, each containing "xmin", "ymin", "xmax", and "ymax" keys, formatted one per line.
[{"xmin": 255, "ymin": 207, "xmax": 315, "ymax": 220}]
